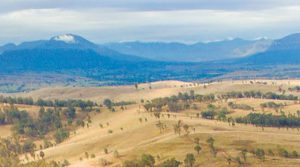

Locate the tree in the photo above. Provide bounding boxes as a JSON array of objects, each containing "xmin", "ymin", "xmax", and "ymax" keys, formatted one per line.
[
  {"xmin": 194, "ymin": 137, "xmax": 200, "ymax": 145},
  {"xmin": 292, "ymin": 151, "xmax": 299, "ymax": 158},
  {"xmin": 173, "ymin": 120, "xmax": 182, "ymax": 136},
  {"xmin": 206, "ymin": 137, "xmax": 215, "ymax": 146},
  {"xmin": 206, "ymin": 137, "xmax": 216, "ymax": 157},
  {"xmin": 183, "ymin": 124, "xmax": 190, "ymax": 135},
  {"xmin": 103, "ymin": 99, "xmax": 113, "ymax": 109},
  {"xmin": 85, "ymin": 152, "xmax": 89, "ymax": 159},
  {"xmin": 194, "ymin": 144, "xmax": 202, "ymax": 155},
  {"xmin": 156, "ymin": 121, "xmax": 165, "ymax": 133},
  {"xmin": 255, "ymin": 148, "xmax": 265, "ymax": 161},
  {"xmin": 39, "ymin": 151, "xmax": 45, "ymax": 159},
  {"xmin": 184, "ymin": 153, "xmax": 195, "ymax": 167},
  {"xmin": 104, "ymin": 148, "xmax": 108, "ymax": 154},
  {"xmin": 91, "ymin": 153, "xmax": 96, "ymax": 158}
]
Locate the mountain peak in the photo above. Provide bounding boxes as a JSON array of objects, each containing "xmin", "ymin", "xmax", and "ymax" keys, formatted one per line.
[
  {"xmin": 52, "ymin": 34, "xmax": 77, "ymax": 44},
  {"xmin": 50, "ymin": 34, "xmax": 93, "ymax": 45},
  {"xmin": 48, "ymin": 34, "xmax": 99, "ymax": 49}
]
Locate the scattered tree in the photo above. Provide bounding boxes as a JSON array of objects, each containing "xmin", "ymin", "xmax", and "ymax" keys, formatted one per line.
[{"xmin": 184, "ymin": 153, "xmax": 195, "ymax": 167}]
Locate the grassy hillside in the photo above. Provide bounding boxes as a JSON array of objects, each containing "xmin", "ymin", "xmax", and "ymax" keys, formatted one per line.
[{"xmin": 1, "ymin": 79, "xmax": 300, "ymax": 166}]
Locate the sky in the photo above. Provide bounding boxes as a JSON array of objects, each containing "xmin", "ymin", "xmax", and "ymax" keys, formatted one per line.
[{"xmin": 1, "ymin": 0, "xmax": 300, "ymax": 44}]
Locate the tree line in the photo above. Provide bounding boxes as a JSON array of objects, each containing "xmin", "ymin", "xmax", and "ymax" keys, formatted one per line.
[
  {"xmin": 143, "ymin": 91, "xmax": 214, "ymax": 113},
  {"xmin": 260, "ymin": 102, "xmax": 285, "ymax": 111},
  {"xmin": 288, "ymin": 86, "xmax": 300, "ymax": 92},
  {"xmin": 236, "ymin": 112, "xmax": 300, "ymax": 128},
  {"xmin": 0, "ymin": 95, "xmax": 97, "ymax": 110},
  {"xmin": 143, "ymin": 90, "xmax": 298, "ymax": 113},
  {"xmin": 219, "ymin": 91, "xmax": 298, "ymax": 101}
]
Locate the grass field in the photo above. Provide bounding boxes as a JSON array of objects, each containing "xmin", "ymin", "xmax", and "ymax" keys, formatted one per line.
[{"xmin": 2, "ymin": 79, "xmax": 300, "ymax": 166}]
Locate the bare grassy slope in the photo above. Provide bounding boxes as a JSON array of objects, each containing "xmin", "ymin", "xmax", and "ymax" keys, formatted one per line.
[
  {"xmin": 41, "ymin": 104, "xmax": 300, "ymax": 167},
  {"xmin": 10, "ymin": 79, "xmax": 298, "ymax": 102}
]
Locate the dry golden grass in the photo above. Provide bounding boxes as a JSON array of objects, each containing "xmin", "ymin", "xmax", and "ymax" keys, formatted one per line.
[
  {"xmin": 46, "ymin": 107, "xmax": 300, "ymax": 167},
  {"xmin": 9, "ymin": 80, "xmax": 191, "ymax": 103},
  {"xmin": 2, "ymin": 79, "xmax": 300, "ymax": 166},
  {"xmin": 0, "ymin": 124, "xmax": 12, "ymax": 138}
]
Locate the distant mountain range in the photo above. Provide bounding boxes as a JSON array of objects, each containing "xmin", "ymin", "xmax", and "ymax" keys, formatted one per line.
[
  {"xmin": 104, "ymin": 38, "xmax": 272, "ymax": 62},
  {"xmin": 1, "ymin": 33, "xmax": 300, "ymax": 92},
  {"xmin": 0, "ymin": 34, "xmax": 147, "ymax": 72},
  {"xmin": 239, "ymin": 33, "xmax": 300, "ymax": 65}
]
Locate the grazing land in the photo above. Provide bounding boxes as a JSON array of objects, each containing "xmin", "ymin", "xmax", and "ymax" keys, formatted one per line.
[{"xmin": 1, "ymin": 79, "xmax": 300, "ymax": 167}]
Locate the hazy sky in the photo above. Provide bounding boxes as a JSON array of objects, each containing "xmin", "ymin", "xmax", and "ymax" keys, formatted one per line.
[{"xmin": 1, "ymin": 0, "xmax": 300, "ymax": 44}]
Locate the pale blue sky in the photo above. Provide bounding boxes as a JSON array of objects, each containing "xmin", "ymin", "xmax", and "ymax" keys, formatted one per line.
[{"xmin": 1, "ymin": 0, "xmax": 300, "ymax": 44}]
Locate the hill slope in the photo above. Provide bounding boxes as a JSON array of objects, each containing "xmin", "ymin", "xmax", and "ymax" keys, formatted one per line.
[{"xmin": 3, "ymin": 80, "xmax": 300, "ymax": 167}]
